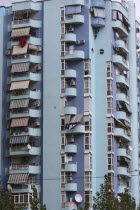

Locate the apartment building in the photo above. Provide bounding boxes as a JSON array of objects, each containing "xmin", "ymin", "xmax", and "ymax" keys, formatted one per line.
[{"xmin": 0, "ymin": 0, "xmax": 139, "ymax": 209}]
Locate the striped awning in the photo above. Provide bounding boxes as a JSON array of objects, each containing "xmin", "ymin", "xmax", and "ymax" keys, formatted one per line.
[
  {"xmin": 70, "ymin": 114, "xmax": 83, "ymax": 124},
  {"xmin": 10, "ymin": 136, "xmax": 29, "ymax": 144},
  {"xmin": 10, "ymin": 118, "xmax": 29, "ymax": 127},
  {"xmin": 8, "ymin": 173, "xmax": 29, "ymax": 184},
  {"xmin": 11, "ymin": 27, "xmax": 30, "ymax": 38},
  {"xmin": 10, "ymin": 99, "xmax": 29, "ymax": 109},
  {"xmin": 12, "ymin": 44, "xmax": 28, "ymax": 55},
  {"xmin": 10, "ymin": 80, "xmax": 29, "ymax": 90},
  {"xmin": 11, "ymin": 63, "xmax": 30, "ymax": 73}
]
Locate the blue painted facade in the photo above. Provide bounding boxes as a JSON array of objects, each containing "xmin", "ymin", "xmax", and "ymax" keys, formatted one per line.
[{"xmin": 0, "ymin": 0, "xmax": 139, "ymax": 209}]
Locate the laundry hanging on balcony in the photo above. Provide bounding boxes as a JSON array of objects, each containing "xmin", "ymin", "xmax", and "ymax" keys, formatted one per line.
[
  {"xmin": 11, "ymin": 62, "xmax": 30, "ymax": 73},
  {"xmin": 12, "ymin": 44, "xmax": 28, "ymax": 55},
  {"xmin": 10, "ymin": 136, "xmax": 29, "ymax": 144},
  {"xmin": 10, "ymin": 99, "xmax": 29, "ymax": 109},
  {"xmin": 8, "ymin": 173, "xmax": 29, "ymax": 184},
  {"xmin": 11, "ymin": 27, "xmax": 30, "ymax": 38},
  {"xmin": 10, "ymin": 117, "xmax": 29, "ymax": 127},
  {"xmin": 19, "ymin": 37, "xmax": 27, "ymax": 48},
  {"xmin": 10, "ymin": 80, "xmax": 29, "ymax": 90}
]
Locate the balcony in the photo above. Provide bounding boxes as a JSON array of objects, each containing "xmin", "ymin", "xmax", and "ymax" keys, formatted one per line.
[
  {"xmin": 12, "ymin": 184, "xmax": 34, "ymax": 193},
  {"xmin": 116, "ymin": 92, "xmax": 130, "ymax": 104},
  {"xmin": 64, "ymin": 106, "xmax": 77, "ymax": 115},
  {"xmin": 115, "ymin": 40, "xmax": 129, "ymax": 54},
  {"xmin": 9, "ymin": 146, "xmax": 41, "ymax": 156},
  {"xmin": 10, "ymin": 128, "xmax": 41, "ymax": 137},
  {"xmin": 112, "ymin": 20, "xmax": 129, "ymax": 37},
  {"xmin": 117, "ymin": 148, "xmax": 131, "ymax": 160},
  {"xmin": 62, "ymin": 33, "xmax": 76, "ymax": 43},
  {"xmin": 114, "ymin": 128, "xmax": 131, "ymax": 142},
  {"xmin": 91, "ymin": 17, "xmax": 105, "ymax": 28},
  {"xmin": 65, "ymin": 69, "xmax": 76, "ymax": 78},
  {"xmin": 12, "ymin": 19, "xmax": 42, "ymax": 29},
  {"xmin": 62, "ymin": 14, "xmax": 84, "ymax": 24},
  {"xmin": 91, "ymin": 0, "xmax": 105, "ymax": 8},
  {"xmin": 64, "ymin": 144, "xmax": 77, "ymax": 153},
  {"xmin": 11, "ymin": 72, "xmax": 41, "ymax": 82},
  {"xmin": 64, "ymin": 163, "xmax": 77, "ymax": 172},
  {"xmin": 12, "ymin": 1, "xmax": 42, "ymax": 11},
  {"xmin": 116, "ymin": 111, "xmax": 130, "ymax": 123},
  {"xmin": 11, "ymin": 54, "xmax": 41, "ymax": 64},
  {"xmin": 112, "ymin": 55, "xmax": 129, "ymax": 71},
  {"xmin": 10, "ymin": 90, "xmax": 41, "ymax": 100},
  {"xmin": 62, "ymin": 50, "xmax": 85, "ymax": 60},
  {"xmin": 9, "ymin": 109, "xmax": 41, "ymax": 119},
  {"xmin": 64, "ymin": 183, "xmax": 77, "ymax": 192},
  {"xmin": 11, "ymin": 37, "xmax": 41, "ymax": 48},
  {"xmin": 9, "ymin": 165, "xmax": 41, "ymax": 174},
  {"xmin": 117, "ymin": 184, "xmax": 128, "ymax": 194},
  {"xmin": 116, "ymin": 75, "xmax": 129, "ymax": 88},
  {"xmin": 62, "ymin": 124, "xmax": 85, "ymax": 134},
  {"xmin": 64, "ymin": 87, "xmax": 77, "ymax": 97},
  {"xmin": 64, "ymin": 0, "xmax": 84, "ymax": 6},
  {"xmin": 117, "ymin": 166, "xmax": 131, "ymax": 177}
]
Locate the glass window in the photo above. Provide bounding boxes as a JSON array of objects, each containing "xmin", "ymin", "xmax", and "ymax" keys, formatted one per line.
[
  {"xmin": 84, "ymin": 78, "xmax": 91, "ymax": 94},
  {"xmin": 84, "ymin": 133, "xmax": 92, "ymax": 150}
]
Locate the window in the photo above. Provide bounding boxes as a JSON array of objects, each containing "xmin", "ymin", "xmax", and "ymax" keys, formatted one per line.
[
  {"xmin": 84, "ymin": 153, "xmax": 92, "ymax": 170},
  {"xmin": 84, "ymin": 133, "xmax": 92, "ymax": 150},
  {"xmin": 61, "ymin": 118, "xmax": 65, "ymax": 131},
  {"xmin": 85, "ymin": 171, "xmax": 92, "ymax": 189},
  {"xmin": 108, "ymin": 135, "xmax": 113, "ymax": 152},
  {"xmin": 61, "ymin": 42, "xmax": 65, "ymax": 56},
  {"xmin": 108, "ymin": 154, "xmax": 114, "ymax": 171},
  {"xmin": 13, "ymin": 193, "xmax": 31, "ymax": 204},
  {"xmin": 61, "ymin": 191, "xmax": 66, "ymax": 208},
  {"xmin": 107, "ymin": 79, "xmax": 113, "ymax": 96},
  {"xmin": 84, "ymin": 78, "xmax": 91, "ymax": 94},
  {"xmin": 108, "ymin": 172, "xmax": 114, "ymax": 190},
  {"xmin": 107, "ymin": 118, "xmax": 114, "ymax": 133},
  {"xmin": 61, "ymin": 172, "xmax": 65, "ymax": 188},
  {"xmin": 61, "ymin": 7, "xmax": 65, "ymax": 21},
  {"xmin": 107, "ymin": 97, "xmax": 113, "ymax": 114},
  {"xmin": 61, "ymin": 134, "xmax": 65, "ymax": 150},
  {"xmin": 107, "ymin": 62, "xmax": 112, "ymax": 78},
  {"xmin": 84, "ymin": 115, "xmax": 92, "ymax": 131},
  {"xmin": 85, "ymin": 191, "xmax": 92, "ymax": 208},
  {"xmin": 61, "ymin": 60, "xmax": 67, "ymax": 75},
  {"xmin": 61, "ymin": 155, "xmax": 65, "ymax": 169},
  {"xmin": 92, "ymin": 8, "xmax": 106, "ymax": 18},
  {"xmin": 61, "ymin": 97, "xmax": 67, "ymax": 113},
  {"xmin": 84, "ymin": 60, "xmax": 91, "ymax": 75},
  {"xmin": 84, "ymin": 97, "xmax": 92, "ymax": 113},
  {"xmin": 61, "ymin": 24, "xmax": 65, "ymax": 39},
  {"xmin": 61, "ymin": 78, "xmax": 65, "ymax": 93}
]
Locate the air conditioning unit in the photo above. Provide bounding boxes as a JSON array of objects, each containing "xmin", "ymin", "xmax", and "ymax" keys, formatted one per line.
[
  {"xmin": 36, "ymin": 66, "xmax": 41, "ymax": 70},
  {"xmin": 70, "ymin": 79, "xmax": 76, "ymax": 86},
  {"xmin": 5, "ymin": 50, "xmax": 11, "ymax": 56},
  {"xmin": 37, "ymin": 47, "xmax": 42, "ymax": 51},
  {"xmin": 35, "ymin": 122, "xmax": 40, "ymax": 126},
  {"xmin": 35, "ymin": 101, "xmax": 40, "ymax": 107},
  {"xmin": 90, "ymin": 7, "xmax": 94, "ymax": 13},
  {"xmin": 75, "ymin": 41, "xmax": 81, "ymax": 45},
  {"xmin": 117, "ymin": 156, "xmax": 121, "ymax": 161},
  {"xmin": 69, "ymin": 26, "xmax": 74, "ymax": 32},
  {"xmin": 80, "ymin": 40, "xmax": 85, "ymax": 44},
  {"xmin": 69, "ymin": 135, "xmax": 74, "ymax": 142},
  {"xmin": 118, "ymin": 175, "xmax": 122, "ymax": 180}
]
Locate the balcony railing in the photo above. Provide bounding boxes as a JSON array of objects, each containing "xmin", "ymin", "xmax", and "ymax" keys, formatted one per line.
[{"xmin": 10, "ymin": 164, "xmax": 38, "ymax": 170}]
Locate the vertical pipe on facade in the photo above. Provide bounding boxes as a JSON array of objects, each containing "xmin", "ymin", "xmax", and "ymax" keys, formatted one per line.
[{"xmin": 127, "ymin": 1, "xmax": 139, "ymax": 205}]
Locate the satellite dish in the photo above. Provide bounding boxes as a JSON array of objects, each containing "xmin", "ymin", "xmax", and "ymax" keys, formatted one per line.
[
  {"xmin": 75, "ymin": 194, "xmax": 82, "ymax": 203},
  {"xmin": 128, "ymin": 146, "xmax": 133, "ymax": 151}
]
